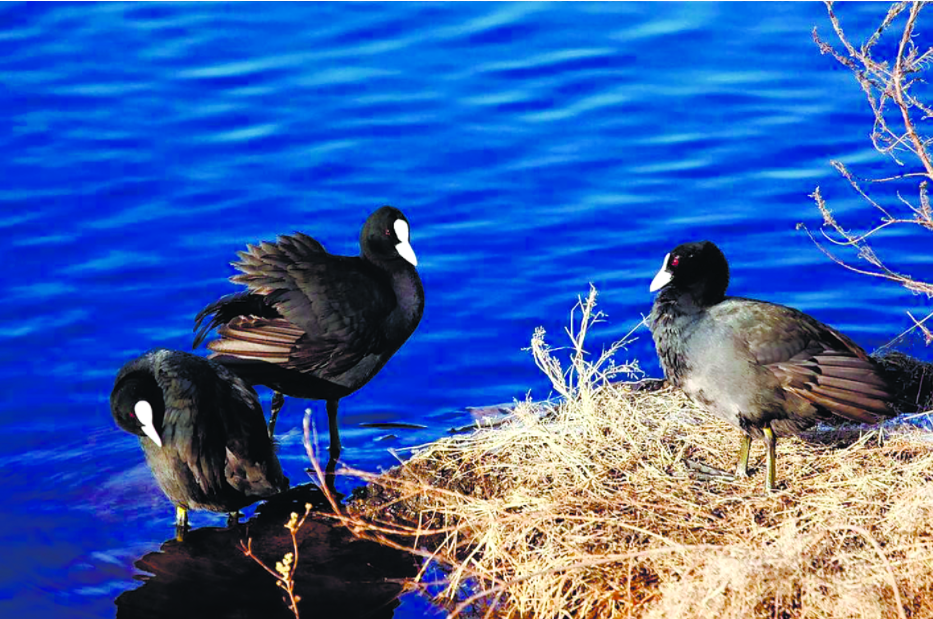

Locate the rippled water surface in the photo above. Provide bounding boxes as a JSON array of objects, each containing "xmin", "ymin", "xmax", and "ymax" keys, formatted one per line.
[{"xmin": 2, "ymin": 2, "xmax": 931, "ymax": 617}]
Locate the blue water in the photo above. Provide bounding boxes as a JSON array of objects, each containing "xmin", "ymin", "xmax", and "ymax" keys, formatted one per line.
[{"xmin": 2, "ymin": 2, "xmax": 931, "ymax": 617}]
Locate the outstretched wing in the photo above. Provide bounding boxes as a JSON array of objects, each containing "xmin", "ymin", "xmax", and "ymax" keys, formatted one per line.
[{"xmin": 195, "ymin": 231, "xmax": 397, "ymax": 380}]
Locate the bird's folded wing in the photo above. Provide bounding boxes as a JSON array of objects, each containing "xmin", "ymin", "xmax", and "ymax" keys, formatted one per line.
[
  {"xmin": 212, "ymin": 364, "xmax": 286, "ymax": 497},
  {"xmin": 772, "ymin": 353, "xmax": 892, "ymax": 423},
  {"xmin": 156, "ymin": 360, "xmax": 230, "ymax": 497},
  {"xmin": 740, "ymin": 307, "xmax": 894, "ymax": 424},
  {"xmin": 199, "ymin": 232, "xmax": 396, "ymax": 378}
]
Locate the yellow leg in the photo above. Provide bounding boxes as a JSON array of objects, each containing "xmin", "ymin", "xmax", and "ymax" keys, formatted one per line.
[
  {"xmin": 175, "ymin": 505, "xmax": 189, "ymax": 541},
  {"xmin": 763, "ymin": 427, "xmax": 777, "ymax": 493},
  {"xmin": 735, "ymin": 434, "xmax": 752, "ymax": 478}
]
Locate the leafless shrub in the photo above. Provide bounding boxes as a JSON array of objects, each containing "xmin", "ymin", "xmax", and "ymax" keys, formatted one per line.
[{"xmin": 805, "ymin": 0, "xmax": 933, "ymax": 345}]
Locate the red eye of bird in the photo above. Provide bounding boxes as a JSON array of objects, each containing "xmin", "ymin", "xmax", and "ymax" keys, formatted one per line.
[
  {"xmin": 671, "ymin": 255, "xmax": 680, "ymax": 268},
  {"xmin": 384, "ymin": 229, "xmax": 391, "ymax": 237}
]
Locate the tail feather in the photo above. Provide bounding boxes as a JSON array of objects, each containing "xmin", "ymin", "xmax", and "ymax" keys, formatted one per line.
[
  {"xmin": 816, "ymin": 375, "xmax": 889, "ymax": 399},
  {"xmin": 192, "ymin": 292, "xmax": 280, "ymax": 349},
  {"xmin": 791, "ymin": 388, "xmax": 888, "ymax": 424}
]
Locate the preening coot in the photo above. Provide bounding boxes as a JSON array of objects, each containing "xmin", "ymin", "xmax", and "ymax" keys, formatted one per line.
[
  {"xmin": 647, "ymin": 241, "xmax": 896, "ymax": 492},
  {"xmin": 110, "ymin": 349, "xmax": 289, "ymax": 537},
  {"xmin": 193, "ymin": 206, "xmax": 425, "ymax": 462}
]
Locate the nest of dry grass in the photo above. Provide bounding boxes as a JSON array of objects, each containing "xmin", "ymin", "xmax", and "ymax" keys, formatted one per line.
[{"xmin": 335, "ymin": 287, "xmax": 933, "ymax": 619}]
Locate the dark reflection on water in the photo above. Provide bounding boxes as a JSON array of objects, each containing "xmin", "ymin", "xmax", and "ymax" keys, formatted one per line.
[{"xmin": 116, "ymin": 484, "xmax": 417, "ymax": 619}]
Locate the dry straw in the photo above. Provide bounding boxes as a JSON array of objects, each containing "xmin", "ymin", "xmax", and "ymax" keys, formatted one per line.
[{"xmin": 316, "ymin": 286, "xmax": 933, "ymax": 619}]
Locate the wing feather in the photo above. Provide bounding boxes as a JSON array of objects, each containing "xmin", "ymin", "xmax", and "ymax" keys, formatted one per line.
[
  {"xmin": 715, "ymin": 298, "xmax": 894, "ymax": 425},
  {"xmin": 155, "ymin": 353, "xmax": 229, "ymax": 498},
  {"xmin": 195, "ymin": 231, "xmax": 396, "ymax": 381},
  {"xmin": 211, "ymin": 362, "xmax": 287, "ymax": 498}
]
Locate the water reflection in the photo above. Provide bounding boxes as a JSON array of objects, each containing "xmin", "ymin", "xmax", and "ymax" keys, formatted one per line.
[{"xmin": 116, "ymin": 484, "xmax": 418, "ymax": 619}]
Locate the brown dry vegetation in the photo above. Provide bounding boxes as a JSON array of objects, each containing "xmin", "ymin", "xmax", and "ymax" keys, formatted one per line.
[
  {"xmin": 307, "ymin": 287, "xmax": 933, "ymax": 619},
  {"xmin": 247, "ymin": 299, "xmax": 933, "ymax": 610}
]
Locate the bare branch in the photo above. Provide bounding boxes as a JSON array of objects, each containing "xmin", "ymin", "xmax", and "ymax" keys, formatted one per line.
[
  {"xmin": 892, "ymin": 2, "xmax": 933, "ymax": 179},
  {"xmin": 807, "ymin": 2, "xmax": 933, "ymax": 346}
]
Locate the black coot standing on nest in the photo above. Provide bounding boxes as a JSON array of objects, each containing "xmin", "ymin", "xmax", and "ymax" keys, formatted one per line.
[
  {"xmin": 647, "ymin": 241, "xmax": 896, "ymax": 493},
  {"xmin": 110, "ymin": 349, "xmax": 289, "ymax": 538},
  {"xmin": 192, "ymin": 206, "xmax": 425, "ymax": 463}
]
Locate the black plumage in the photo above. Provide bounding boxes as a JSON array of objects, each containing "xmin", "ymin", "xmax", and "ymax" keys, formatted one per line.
[
  {"xmin": 647, "ymin": 241, "xmax": 896, "ymax": 492},
  {"xmin": 192, "ymin": 206, "xmax": 425, "ymax": 461},
  {"xmin": 110, "ymin": 349, "xmax": 289, "ymax": 535}
]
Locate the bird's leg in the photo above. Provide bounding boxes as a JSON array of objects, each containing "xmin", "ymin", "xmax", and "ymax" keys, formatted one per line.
[
  {"xmin": 324, "ymin": 455, "xmax": 339, "ymax": 502},
  {"xmin": 226, "ymin": 511, "xmax": 241, "ymax": 527},
  {"xmin": 735, "ymin": 434, "xmax": 752, "ymax": 478},
  {"xmin": 175, "ymin": 505, "xmax": 189, "ymax": 541},
  {"xmin": 326, "ymin": 399, "xmax": 341, "ymax": 461},
  {"xmin": 268, "ymin": 391, "xmax": 285, "ymax": 438},
  {"xmin": 763, "ymin": 426, "xmax": 777, "ymax": 493}
]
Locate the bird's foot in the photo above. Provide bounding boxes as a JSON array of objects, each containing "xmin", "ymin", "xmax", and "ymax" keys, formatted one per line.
[
  {"xmin": 626, "ymin": 378, "xmax": 669, "ymax": 392},
  {"xmin": 684, "ymin": 459, "xmax": 740, "ymax": 482}
]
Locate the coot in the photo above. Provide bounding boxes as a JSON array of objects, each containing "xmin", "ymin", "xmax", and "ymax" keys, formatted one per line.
[
  {"xmin": 193, "ymin": 206, "xmax": 424, "ymax": 461},
  {"xmin": 111, "ymin": 349, "xmax": 289, "ymax": 537},
  {"xmin": 648, "ymin": 241, "xmax": 895, "ymax": 492}
]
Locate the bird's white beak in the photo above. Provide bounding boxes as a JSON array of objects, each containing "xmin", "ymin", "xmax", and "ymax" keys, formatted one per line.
[
  {"xmin": 394, "ymin": 219, "xmax": 418, "ymax": 266},
  {"xmin": 135, "ymin": 400, "xmax": 163, "ymax": 448},
  {"xmin": 649, "ymin": 253, "xmax": 672, "ymax": 292}
]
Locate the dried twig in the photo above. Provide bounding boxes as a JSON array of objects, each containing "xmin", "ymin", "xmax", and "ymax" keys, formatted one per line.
[{"xmin": 239, "ymin": 503, "xmax": 312, "ymax": 619}]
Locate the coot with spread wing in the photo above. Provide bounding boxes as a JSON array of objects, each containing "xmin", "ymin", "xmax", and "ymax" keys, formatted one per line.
[{"xmin": 193, "ymin": 206, "xmax": 424, "ymax": 462}]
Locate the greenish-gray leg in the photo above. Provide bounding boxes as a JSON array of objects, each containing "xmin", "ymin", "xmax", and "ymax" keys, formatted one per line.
[
  {"xmin": 326, "ymin": 399, "xmax": 341, "ymax": 461},
  {"xmin": 763, "ymin": 427, "xmax": 777, "ymax": 493},
  {"xmin": 175, "ymin": 505, "xmax": 189, "ymax": 541},
  {"xmin": 268, "ymin": 391, "xmax": 285, "ymax": 438}
]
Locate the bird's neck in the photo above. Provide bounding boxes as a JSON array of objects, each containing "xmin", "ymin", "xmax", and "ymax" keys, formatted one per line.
[
  {"xmin": 648, "ymin": 287, "xmax": 714, "ymax": 386},
  {"xmin": 652, "ymin": 286, "xmax": 707, "ymax": 319},
  {"xmin": 391, "ymin": 267, "xmax": 425, "ymax": 326}
]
